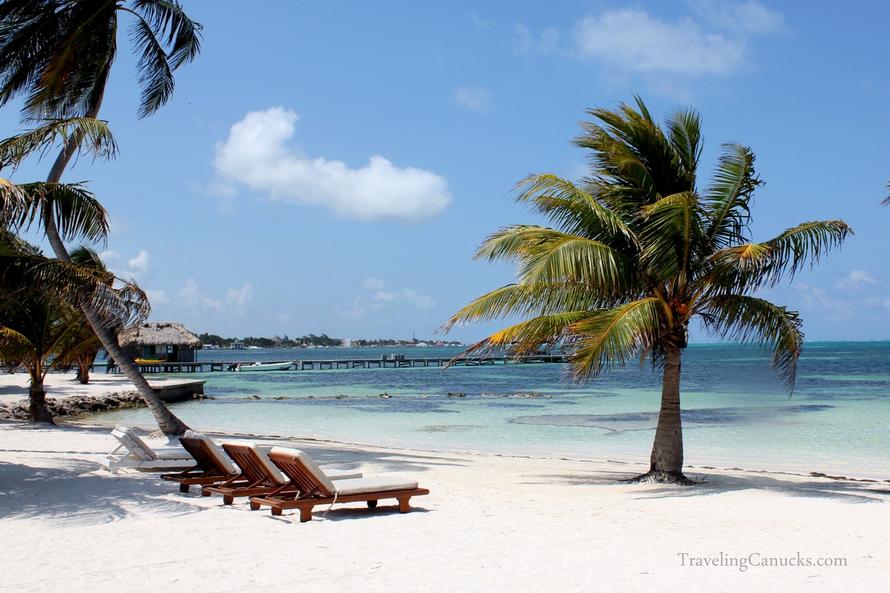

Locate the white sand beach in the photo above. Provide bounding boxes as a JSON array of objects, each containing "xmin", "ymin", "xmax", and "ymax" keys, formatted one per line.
[
  {"xmin": 1, "ymin": 421, "xmax": 888, "ymax": 593},
  {"xmin": 0, "ymin": 371, "xmax": 201, "ymax": 405}
]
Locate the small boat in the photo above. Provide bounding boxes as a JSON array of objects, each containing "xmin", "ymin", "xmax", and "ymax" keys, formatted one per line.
[{"xmin": 235, "ymin": 361, "xmax": 292, "ymax": 372}]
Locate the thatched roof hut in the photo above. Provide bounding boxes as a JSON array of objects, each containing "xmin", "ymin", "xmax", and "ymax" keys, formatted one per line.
[{"xmin": 118, "ymin": 322, "xmax": 202, "ymax": 362}]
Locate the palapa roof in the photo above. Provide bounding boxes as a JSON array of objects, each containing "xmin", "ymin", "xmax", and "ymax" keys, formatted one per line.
[{"xmin": 118, "ymin": 322, "xmax": 202, "ymax": 348}]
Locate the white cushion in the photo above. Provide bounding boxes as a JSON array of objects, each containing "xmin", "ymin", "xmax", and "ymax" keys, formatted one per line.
[
  {"xmin": 223, "ymin": 442, "xmax": 288, "ymax": 485},
  {"xmin": 112, "ymin": 426, "xmax": 155, "ymax": 460},
  {"xmin": 152, "ymin": 447, "xmax": 192, "ymax": 460},
  {"xmin": 332, "ymin": 476, "xmax": 419, "ymax": 496},
  {"xmin": 269, "ymin": 447, "xmax": 336, "ymax": 494},
  {"xmin": 325, "ymin": 468, "xmax": 363, "ymax": 481},
  {"xmin": 184, "ymin": 431, "xmax": 238, "ymax": 474}
]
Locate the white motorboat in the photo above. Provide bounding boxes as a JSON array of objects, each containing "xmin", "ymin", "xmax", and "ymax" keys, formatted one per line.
[{"xmin": 235, "ymin": 361, "xmax": 292, "ymax": 372}]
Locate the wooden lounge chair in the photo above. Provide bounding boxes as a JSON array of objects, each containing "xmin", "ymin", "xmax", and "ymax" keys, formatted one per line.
[
  {"xmin": 202, "ymin": 442, "xmax": 362, "ymax": 505},
  {"xmin": 160, "ymin": 431, "xmax": 241, "ymax": 493},
  {"xmin": 249, "ymin": 447, "xmax": 429, "ymax": 522},
  {"xmin": 105, "ymin": 426, "xmax": 194, "ymax": 473}
]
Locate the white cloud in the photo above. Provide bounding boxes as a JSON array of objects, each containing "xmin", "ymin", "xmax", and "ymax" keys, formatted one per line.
[
  {"xmin": 146, "ymin": 289, "xmax": 170, "ymax": 306},
  {"xmin": 177, "ymin": 278, "xmax": 204, "ymax": 307},
  {"xmin": 372, "ymin": 290, "xmax": 396, "ymax": 304},
  {"xmin": 516, "ymin": 2, "xmax": 783, "ymax": 83},
  {"xmin": 172, "ymin": 278, "xmax": 251, "ymax": 313},
  {"xmin": 514, "ymin": 23, "xmax": 560, "ymax": 55},
  {"xmin": 127, "ymin": 250, "xmax": 149, "ymax": 273},
  {"xmin": 403, "ymin": 288, "xmax": 436, "ymax": 309},
  {"xmin": 571, "ymin": 9, "xmax": 745, "ymax": 75},
  {"xmin": 213, "ymin": 107, "xmax": 452, "ymax": 221},
  {"xmin": 339, "ymin": 278, "xmax": 436, "ymax": 319},
  {"xmin": 835, "ymin": 270, "xmax": 879, "ymax": 291},
  {"xmin": 454, "ymin": 85, "xmax": 494, "ymax": 113},
  {"xmin": 362, "ymin": 277, "xmax": 386, "ymax": 291},
  {"xmin": 226, "ymin": 283, "xmax": 254, "ymax": 307},
  {"xmin": 794, "ymin": 282, "xmax": 852, "ymax": 321},
  {"xmin": 99, "ymin": 249, "xmax": 150, "ymax": 281},
  {"xmin": 469, "ymin": 12, "xmax": 489, "ymax": 30},
  {"xmin": 689, "ymin": 0, "xmax": 783, "ymax": 34}
]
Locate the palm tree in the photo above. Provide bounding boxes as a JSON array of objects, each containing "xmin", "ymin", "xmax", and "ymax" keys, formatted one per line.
[
  {"xmin": 0, "ymin": 231, "xmax": 149, "ymax": 422},
  {"xmin": 0, "ymin": 119, "xmax": 186, "ymax": 430},
  {"xmin": 0, "ymin": 0, "xmax": 201, "ymax": 436},
  {"xmin": 445, "ymin": 98, "xmax": 852, "ymax": 483}
]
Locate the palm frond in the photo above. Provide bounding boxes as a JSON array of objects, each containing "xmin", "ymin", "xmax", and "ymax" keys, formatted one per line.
[
  {"xmin": 455, "ymin": 311, "xmax": 592, "ymax": 361},
  {"xmin": 665, "ymin": 108, "xmax": 702, "ymax": 184},
  {"xmin": 638, "ymin": 191, "xmax": 702, "ymax": 283},
  {"xmin": 476, "ymin": 225, "xmax": 635, "ymax": 294},
  {"xmin": 9, "ymin": 182, "xmax": 109, "ymax": 244},
  {"xmin": 128, "ymin": 0, "xmax": 202, "ymax": 116},
  {"xmin": 568, "ymin": 297, "xmax": 663, "ymax": 381},
  {"xmin": 707, "ymin": 220, "xmax": 852, "ymax": 292},
  {"xmin": 513, "ymin": 173, "xmax": 635, "ymax": 245},
  {"xmin": 442, "ymin": 282, "xmax": 620, "ymax": 332},
  {"xmin": 0, "ymin": 325, "xmax": 34, "ymax": 361},
  {"xmin": 0, "ymin": 117, "xmax": 117, "ymax": 170},
  {"xmin": 700, "ymin": 294, "xmax": 803, "ymax": 389},
  {"xmin": 704, "ymin": 144, "xmax": 761, "ymax": 248},
  {"xmin": 128, "ymin": 16, "xmax": 174, "ymax": 118},
  {"xmin": 0, "ymin": 177, "xmax": 26, "ymax": 223}
]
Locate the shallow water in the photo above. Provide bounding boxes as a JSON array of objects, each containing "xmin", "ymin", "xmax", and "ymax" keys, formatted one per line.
[{"xmin": 95, "ymin": 342, "xmax": 890, "ymax": 478}]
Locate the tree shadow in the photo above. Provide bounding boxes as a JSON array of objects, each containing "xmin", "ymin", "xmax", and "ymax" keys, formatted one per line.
[
  {"xmin": 527, "ymin": 469, "xmax": 890, "ymax": 504},
  {"xmin": 0, "ymin": 460, "xmax": 205, "ymax": 524}
]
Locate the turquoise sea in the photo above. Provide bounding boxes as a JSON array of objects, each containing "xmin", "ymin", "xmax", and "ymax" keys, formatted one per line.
[{"xmin": 95, "ymin": 342, "xmax": 890, "ymax": 479}]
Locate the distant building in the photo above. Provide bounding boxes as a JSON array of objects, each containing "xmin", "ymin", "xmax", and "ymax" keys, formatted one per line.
[
  {"xmin": 341, "ymin": 338, "xmax": 353, "ymax": 348},
  {"xmin": 118, "ymin": 322, "xmax": 203, "ymax": 363}
]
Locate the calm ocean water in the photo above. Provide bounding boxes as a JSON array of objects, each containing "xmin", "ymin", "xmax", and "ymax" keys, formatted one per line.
[{"xmin": 96, "ymin": 342, "xmax": 890, "ymax": 478}]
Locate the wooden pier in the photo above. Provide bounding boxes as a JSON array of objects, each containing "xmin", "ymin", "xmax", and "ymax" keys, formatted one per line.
[{"xmin": 102, "ymin": 355, "xmax": 567, "ymax": 373}]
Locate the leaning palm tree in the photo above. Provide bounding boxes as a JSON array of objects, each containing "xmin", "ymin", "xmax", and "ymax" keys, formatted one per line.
[
  {"xmin": 445, "ymin": 98, "xmax": 851, "ymax": 483},
  {"xmin": 0, "ymin": 119, "xmax": 189, "ymax": 433},
  {"xmin": 0, "ymin": 0, "xmax": 201, "ymax": 436}
]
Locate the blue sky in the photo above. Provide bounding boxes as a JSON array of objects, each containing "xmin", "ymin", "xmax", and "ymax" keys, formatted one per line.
[{"xmin": 3, "ymin": 1, "xmax": 889, "ymax": 342}]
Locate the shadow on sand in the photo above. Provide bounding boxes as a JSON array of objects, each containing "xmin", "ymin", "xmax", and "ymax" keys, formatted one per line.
[
  {"xmin": 0, "ymin": 423, "xmax": 452, "ymax": 524},
  {"xmin": 527, "ymin": 469, "xmax": 890, "ymax": 504},
  {"xmin": 0, "ymin": 460, "xmax": 205, "ymax": 524}
]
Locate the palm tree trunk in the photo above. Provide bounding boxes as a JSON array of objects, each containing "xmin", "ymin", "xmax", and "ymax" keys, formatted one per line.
[
  {"xmin": 41, "ymin": 82, "xmax": 189, "ymax": 437},
  {"xmin": 631, "ymin": 344, "xmax": 692, "ymax": 484},
  {"xmin": 28, "ymin": 369, "xmax": 54, "ymax": 424},
  {"xmin": 76, "ymin": 352, "xmax": 95, "ymax": 385}
]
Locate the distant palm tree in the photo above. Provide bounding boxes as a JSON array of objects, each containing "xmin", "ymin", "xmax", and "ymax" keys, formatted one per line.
[
  {"xmin": 56, "ymin": 246, "xmax": 135, "ymax": 385},
  {"xmin": 0, "ymin": 0, "xmax": 201, "ymax": 435},
  {"xmin": 0, "ymin": 231, "xmax": 149, "ymax": 422},
  {"xmin": 445, "ymin": 98, "xmax": 852, "ymax": 483}
]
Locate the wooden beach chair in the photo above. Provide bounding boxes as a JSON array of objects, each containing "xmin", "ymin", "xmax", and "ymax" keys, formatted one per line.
[
  {"xmin": 249, "ymin": 447, "xmax": 429, "ymax": 522},
  {"xmin": 160, "ymin": 432, "xmax": 242, "ymax": 492},
  {"xmin": 202, "ymin": 442, "xmax": 363, "ymax": 505},
  {"xmin": 105, "ymin": 426, "xmax": 195, "ymax": 473}
]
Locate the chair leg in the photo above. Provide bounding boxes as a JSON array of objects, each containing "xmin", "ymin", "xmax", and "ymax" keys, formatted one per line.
[
  {"xmin": 271, "ymin": 506, "xmax": 283, "ymax": 517},
  {"xmin": 299, "ymin": 505, "xmax": 313, "ymax": 522},
  {"xmin": 249, "ymin": 501, "xmax": 260, "ymax": 511},
  {"xmin": 398, "ymin": 496, "xmax": 410, "ymax": 513},
  {"xmin": 179, "ymin": 483, "xmax": 190, "ymax": 493},
  {"xmin": 223, "ymin": 495, "xmax": 234, "ymax": 505}
]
